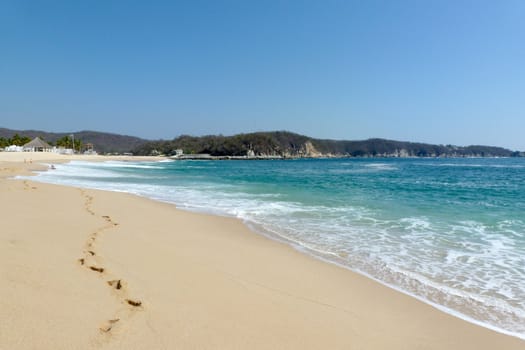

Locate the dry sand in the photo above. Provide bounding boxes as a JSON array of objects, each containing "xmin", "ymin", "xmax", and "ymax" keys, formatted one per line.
[{"xmin": 1, "ymin": 153, "xmax": 524, "ymax": 349}]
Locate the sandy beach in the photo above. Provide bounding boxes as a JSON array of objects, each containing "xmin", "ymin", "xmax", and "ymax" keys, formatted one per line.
[{"xmin": 1, "ymin": 153, "xmax": 524, "ymax": 349}]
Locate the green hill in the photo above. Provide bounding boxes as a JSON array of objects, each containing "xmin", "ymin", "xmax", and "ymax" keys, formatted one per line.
[
  {"xmin": 132, "ymin": 131, "xmax": 520, "ymax": 158},
  {"xmin": 0, "ymin": 128, "xmax": 149, "ymax": 154}
]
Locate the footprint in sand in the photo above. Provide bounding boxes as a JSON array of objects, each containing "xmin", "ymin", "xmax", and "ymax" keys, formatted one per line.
[
  {"xmin": 101, "ymin": 215, "xmax": 119, "ymax": 226},
  {"xmin": 22, "ymin": 180, "xmax": 37, "ymax": 190},
  {"xmin": 107, "ymin": 279, "xmax": 123, "ymax": 290},
  {"xmin": 99, "ymin": 318, "xmax": 120, "ymax": 333},
  {"xmin": 89, "ymin": 266, "xmax": 105, "ymax": 273},
  {"xmin": 125, "ymin": 299, "xmax": 142, "ymax": 307}
]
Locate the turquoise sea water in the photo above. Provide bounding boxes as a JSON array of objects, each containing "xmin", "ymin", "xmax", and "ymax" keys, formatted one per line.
[{"xmin": 26, "ymin": 158, "xmax": 525, "ymax": 338}]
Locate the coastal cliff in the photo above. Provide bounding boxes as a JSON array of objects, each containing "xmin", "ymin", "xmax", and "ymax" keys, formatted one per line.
[{"xmin": 132, "ymin": 131, "xmax": 520, "ymax": 158}]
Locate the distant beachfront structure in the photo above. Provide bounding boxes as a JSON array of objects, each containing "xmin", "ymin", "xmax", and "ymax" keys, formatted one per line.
[
  {"xmin": 83, "ymin": 143, "xmax": 97, "ymax": 155},
  {"xmin": 4, "ymin": 145, "xmax": 24, "ymax": 152},
  {"xmin": 22, "ymin": 137, "xmax": 52, "ymax": 152}
]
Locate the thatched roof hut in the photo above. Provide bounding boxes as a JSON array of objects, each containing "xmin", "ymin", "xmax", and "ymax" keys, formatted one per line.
[{"xmin": 23, "ymin": 137, "xmax": 52, "ymax": 152}]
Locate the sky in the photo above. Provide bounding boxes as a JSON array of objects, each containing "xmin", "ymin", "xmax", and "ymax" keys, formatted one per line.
[{"xmin": 1, "ymin": 0, "xmax": 525, "ymax": 150}]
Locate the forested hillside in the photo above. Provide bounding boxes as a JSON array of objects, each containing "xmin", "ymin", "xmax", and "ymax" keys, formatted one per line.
[{"xmin": 132, "ymin": 131, "xmax": 520, "ymax": 158}]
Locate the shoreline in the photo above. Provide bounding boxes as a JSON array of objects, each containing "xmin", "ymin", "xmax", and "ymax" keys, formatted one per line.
[
  {"xmin": 1, "ymin": 152, "xmax": 524, "ymax": 349},
  {"xmin": 222, "ymin": 214, "xmax": 525, "ymax": 342}
]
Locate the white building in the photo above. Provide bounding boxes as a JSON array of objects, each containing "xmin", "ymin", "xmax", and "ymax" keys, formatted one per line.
[{"xmin": 4, "ymin": 145, "xmax": 24, "ymax": 152}]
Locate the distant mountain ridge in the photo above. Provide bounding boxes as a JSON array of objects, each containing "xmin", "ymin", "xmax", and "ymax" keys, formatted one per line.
[
  {"xmin": 0, "ymin": 128, "xmax": 149, "ymax": 154},
  {"xmin": 2, "ymin": 128, "xmax": 521, "ymax": 157},
  {"xmin": 132, "ymin": 131, "xmax": 523, "ymax": 158}
]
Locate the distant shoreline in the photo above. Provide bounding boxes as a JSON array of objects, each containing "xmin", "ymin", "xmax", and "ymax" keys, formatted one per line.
[{"xmin": 170, "ymin": 154, "xmax": 520, "ymax": 160}]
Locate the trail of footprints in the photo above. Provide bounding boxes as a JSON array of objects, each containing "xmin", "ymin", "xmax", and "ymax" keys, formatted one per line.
[
  {"xmin": 78, "ymin": 190, "xmax": 143, "ymax": 334},
  {"xmin": 23, "ymin": 180, "xmax": 37, "ymax": 191}
]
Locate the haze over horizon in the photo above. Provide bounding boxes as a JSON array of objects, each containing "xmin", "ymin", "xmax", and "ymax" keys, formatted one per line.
[{"xmin": 1, "ymin": 1, "xmax": 524, "ymax": 151}]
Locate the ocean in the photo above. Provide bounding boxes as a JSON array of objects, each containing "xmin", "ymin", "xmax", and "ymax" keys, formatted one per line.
[{"xmin": 24, "ymin": 157, "xmax": 525, "ymax": 339}]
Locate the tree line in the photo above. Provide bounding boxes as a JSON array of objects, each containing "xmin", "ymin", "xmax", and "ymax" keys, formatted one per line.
[{"xmin": 0, "ymin": 134, "xmax": 83, "ymax": 150}]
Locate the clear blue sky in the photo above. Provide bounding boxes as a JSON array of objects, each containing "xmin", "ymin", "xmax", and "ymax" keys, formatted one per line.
[{"xmin": 1, "ymin": 1, "xmax": 524, "ymax": 150}]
